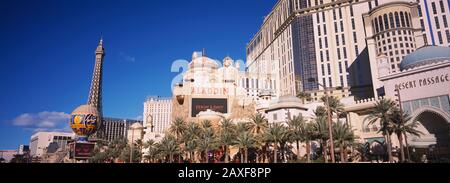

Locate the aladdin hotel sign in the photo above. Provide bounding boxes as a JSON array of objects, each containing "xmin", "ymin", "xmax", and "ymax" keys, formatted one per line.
[
  {"xmin": 191, "ymin": 87, "xmax": 230, "ymax": 96},
  {"xmin": 191, "ymin": 98, "xmax": 228, "ymax": 117},
  {"xmin": 395, "ymin": 74, "xmax": 450, "ymax": 91}
]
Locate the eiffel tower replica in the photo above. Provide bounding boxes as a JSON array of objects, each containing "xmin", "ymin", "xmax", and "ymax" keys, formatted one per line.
[{"xmin": 87, "ymin": 38, "xmax": 105, "ymax": 140}]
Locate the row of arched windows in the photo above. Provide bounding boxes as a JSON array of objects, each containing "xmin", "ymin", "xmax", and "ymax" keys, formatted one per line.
[{"xmin": 372, "ymin": 11, "xmax": 413, "ymax": 33}]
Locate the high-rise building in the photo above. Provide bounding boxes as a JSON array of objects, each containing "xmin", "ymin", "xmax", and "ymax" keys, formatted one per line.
[
  {"xmin": 29, "ymin": 132, "xmax": 74, "ymax": 157},
  {"xmin": 17, "ymin": 145, "xmax": 30, "ymax": 155},
  {"xmin": 246, "ymin": 0, "xmax": 450, "ymax": 99},
  {"xmin": 143, "ymin": 96, "xmax": 173, "ymax": 134},
  {"xmin": 100, "ymin": 117, "xmax": 143, "ymax": 142}
]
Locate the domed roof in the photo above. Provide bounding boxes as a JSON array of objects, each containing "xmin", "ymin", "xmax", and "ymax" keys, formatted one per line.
[
  {"xmin": 71, "ymin": 105, "xmax": 99, "ymax": 115},
  {"xmin": 400, "ymin": 46, "xmax": 450, "ymax": 71},
  {"xmin": 189, "ymin": 55, "xmax": 219, "ymax": 69},
  {"xmin": 130, "ymin": 122, "xmax": 143, "ymax": 129}
]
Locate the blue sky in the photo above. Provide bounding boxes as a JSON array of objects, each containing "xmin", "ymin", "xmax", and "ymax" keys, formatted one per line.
[{"xmin": 0, "ymin": 0, "xmax": 276, "ymax": 149}]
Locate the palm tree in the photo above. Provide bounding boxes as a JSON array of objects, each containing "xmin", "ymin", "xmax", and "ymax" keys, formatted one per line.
[
  {"xmin": 235, "ymin": 131, "xmax": 257, "ymax": 163},
  {"xmin": 198, "ymin": 127, "xmax": 216, "ymax": 163},
  {"xmin": 248, "ymin": 114, "xmax": 269, "ymax": 163},
  {"xmin": 135, "ymin": 139, "xmax": 144, "ymax": 162},
  {"xmin": 333, "ymin": 121, "xmax": 356, "ymax": 163},
  {"xmin": 219, "ymin": 118, "xmax": 236, "ymax": 163},
  {"xmin": 183, "ymin": 122, "xmax": 202, "ymax": 162},
  {"xmin": 264, "ymin": 123, "xmax": 288, "ymax": 163},
  {"xmin": 366, "ymin": 99, "xmax": 396, "ymax": 163},
  {"xmin": 143, "ymin": 139, "xmax": 155, "ymax": 163},
  {"xmin": 389, "ymin": 108, "xmax": 423, "ymax": 162},
  {"xmin": 198, "ymin": 122, "xmax": 217, "ymax": 163},
  {"xmin": 321, "ymin": 96, "xmax": 345, "ymax": 116},
  {"xmin": 297, "ymin": 92, "xmax": 312, "ymax": 104},
  {"xmin": 314, "ymin": 115, "xmax": 329, "ymax": 163},
  {"xmin": 158, "ymin": 135, "xmax": 179, "ymax": 163},
  {"xmin": 169, "ymin": 117, "xmax": 186, "ymax": 163},
  {"xmin": 287, "ymin": 115, "xmax": 306, "ymax": 161},
  {"xmin": 302, "ymin": 122, "xmax": 316, "ymax": 163}
]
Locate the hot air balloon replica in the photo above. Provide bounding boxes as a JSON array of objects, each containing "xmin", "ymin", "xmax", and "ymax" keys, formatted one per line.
[{"xmin": 70, "ymin": 105, "xmax": 99, "ymax": 142}]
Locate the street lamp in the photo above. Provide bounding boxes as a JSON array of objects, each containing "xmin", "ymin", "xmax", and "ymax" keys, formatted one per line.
[{"xmin": 308, "ymin": 78, "xmax": 335, "ymax": 163}]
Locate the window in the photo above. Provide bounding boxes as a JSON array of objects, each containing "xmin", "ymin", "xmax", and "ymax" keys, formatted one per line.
[
  {"xmin": 369, "ymin": 1, "xmax": 372, "ymax": 10},
  {"xmin": 395, "ymin": 12, "xmax": 400, "ymax": 27},
  {"xmin": 355, "ymin": 46, "xmax": 359, "ymax": 56},
  {"xmin": 342, "ymin": 34, "xmax": 345, "ymax": 45},
  {"xmin": 326, "ymin": 50, "xmax": 330, "ymax": 61},
  {"xmin": 443, "ymin": 15, "xmax": 448, "ymax": 28},
  {"xmin": 339, "ymin": 8, "xmax": 342, "ymax": 19},
  {"xmin": 329, "ymin": 77, "xmax": 333, "ymax": 87},
  {"xmin": 418, "ymin": 5, "xmax": 422, "ymax": 17},
  {"xmin": 336, "ymin": 35, "xmax": 340, "ymax": 46},
  {"xmin": 325, "ymin": 37, "xmax": 328, "ymax": 48},
  {"xmin": 340, "ymin": 76, "xmax": 344, "ymax": 87},
  {"xmin": 321, "ymin": 64, "xmax": 325, "ymax": 75},
  {"xmin": 320, "ymin": 51, "xmax": 324, "ymax": 62},
  {"xmin": 337, "ymin": 48, "xmax": 341, "ymax": 60},
  {"xmin": 343, "ymin": 47, "xmax": 347, "ymax": 59},
  {"xmin": 273, "ymin": 114, "xmax": 278, "ymax": 121},
  {"xmin": 389, "ymin": 13, "xmax": 395, "ymax": 29},
  {"xmin": 322, "ymin": 12, "xmax": 326, "ymax": 22},
  {"xmin": 375, "ymin": 0, "xmax": 379, "ymax": 6},
  {"xmin": 405, "ymin": 13, "xmax": 410, "ymax": 27},
  {"xmin": 432, "ymin": 2, "xmax": 437, "ymax": 14},
  {"xmin": 327, "ymin": 63, "xmax": 331, "ymax": 75},
  {"xmin": 351, "ymin": 19, "xmax": 355, "ymax": 30},
  {"xmin": 319, "ymin": 38, "xmax": 322, "ymax": 49},
  {"xmin": 400, "ymin": 12, "xmax": 406, "ymax": 27},
  {"xmin": 323, "ymin": 24, "xmax": 327, "ymax": 35},
  {"xmin": 339, "ymin": 62, "xmax": 343, "ymax": 74},
  {"xmin": 379, "ymin": 16, "xmax": 384, "ymax": 31},
  {"xmin": 334, "ymin": 22, "xmax": 338, "ymax": 33},
  {"xmin": 420, "ymin": 19, "xmax": 425, "ymax": 29},
  {"xmin": 318, "ymin": 25, "xmax": 321, "ymax": 36},
  {"xmin": 353, "ymin": 32, "xmax": 357, "ymax": 43},
  {"xmin": 340, "ymin": 21, "xmax": 344, "ymax": 32},
  {"xmin": 350, "ymin": 5, "xmax": 354, "ymax": 17},
  {"xmin": 333, "ymin": 9, "xmax": 336, "ymax": 20},
  {"xmin": 384, "ymin": 14, "xmax": 389, "ymax": 30},
  {"xmin": 435, "ymin": 17, "xmax": 441, "ymax": 29},
  {"xmin": 375, "ymin": 18, "xmax": 380, "ymax": 33},
  {"xmin": 439, "ymin": 0, "xmax": 445, "ymax": 13},
  {"xmin": 317, "ymin": 13, "xmax": 320, "ymax": 24},
  {"xmin": 446, "ymin": 30, "xmax": 450, "ymax": 43},
  {"xmin": 438, "ymin": 31, "xmax": 443, "ymax": 44}
]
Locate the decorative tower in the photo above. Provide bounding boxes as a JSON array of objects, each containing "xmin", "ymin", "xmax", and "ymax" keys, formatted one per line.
[{"xmin": 87, "ymin": 38, "xmax": 105, "ymax": 115}]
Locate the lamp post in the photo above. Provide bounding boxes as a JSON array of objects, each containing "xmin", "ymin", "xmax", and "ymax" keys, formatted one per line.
[{"xmin": 308, "ymin": 78, "xmax": 335, "ymax": 163}]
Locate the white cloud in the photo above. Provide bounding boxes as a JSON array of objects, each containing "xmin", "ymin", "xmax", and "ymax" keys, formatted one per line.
[
  {"xmin": 11, "ymin": 111, "xmax": 71, "ymax": 132},
  {"xmin": 119, "ymin": 52, "xmax": 136, "ymax": 62}
]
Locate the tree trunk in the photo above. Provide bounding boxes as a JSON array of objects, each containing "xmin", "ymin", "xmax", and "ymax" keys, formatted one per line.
[
  {"xmin": 322, "ymin": 141, "xmax": 328, "ymax": 163},
  {"xmin": 170, "ymin": 154, "xmax": 173, "ymax": 163},
  {"xmin": 240, "ymin": 149, "xmax": 244, "ymax": 163},
  {"xmin": 306, "ymin": 141, "xmax": 311, "ymax": 163},
  {"xmin": 296, "ymin": 140, "xmax": 301, "ymax": 161},
  {"xmin": 244, "ymin": 148, "xmax": 248, "ymax": 163},
  {"xmin": 404, "ymin": 132, "xmax": 411, "ymax": 161},
  {"xmin": 225, "ymin": 146, "xmax": 229, "ymax": 163},
  {"xmin": 398, "ymin": 133, "xmax": 405, "ymax": 162},
  {"xmin": 205, "ymin": 150, "xmax": 209, "ymax": 163},
  {"xmin": 385, "ymin": 132, "xmax": 394, "ymax": 163},
  {"xmin": 339, "ymin": 144, "xmax": 345, "ymax": 163},
  {"xmin": 274, "ymin": 143, "xmax": 278, "ymax": 163}
]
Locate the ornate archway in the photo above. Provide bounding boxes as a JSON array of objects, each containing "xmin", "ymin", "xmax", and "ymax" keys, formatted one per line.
[{"xmin": 410, "ymin": 107, "xmax": 450, "ymax": 158}]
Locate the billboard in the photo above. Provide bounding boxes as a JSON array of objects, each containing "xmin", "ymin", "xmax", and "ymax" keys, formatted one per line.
[
  {"xmin": 71, "ymin": 142, "xmax": 95, "ymax": 159},
  {"xmin": 191, "ymin": 98, "xmax": 228, "ymax": 117}
]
